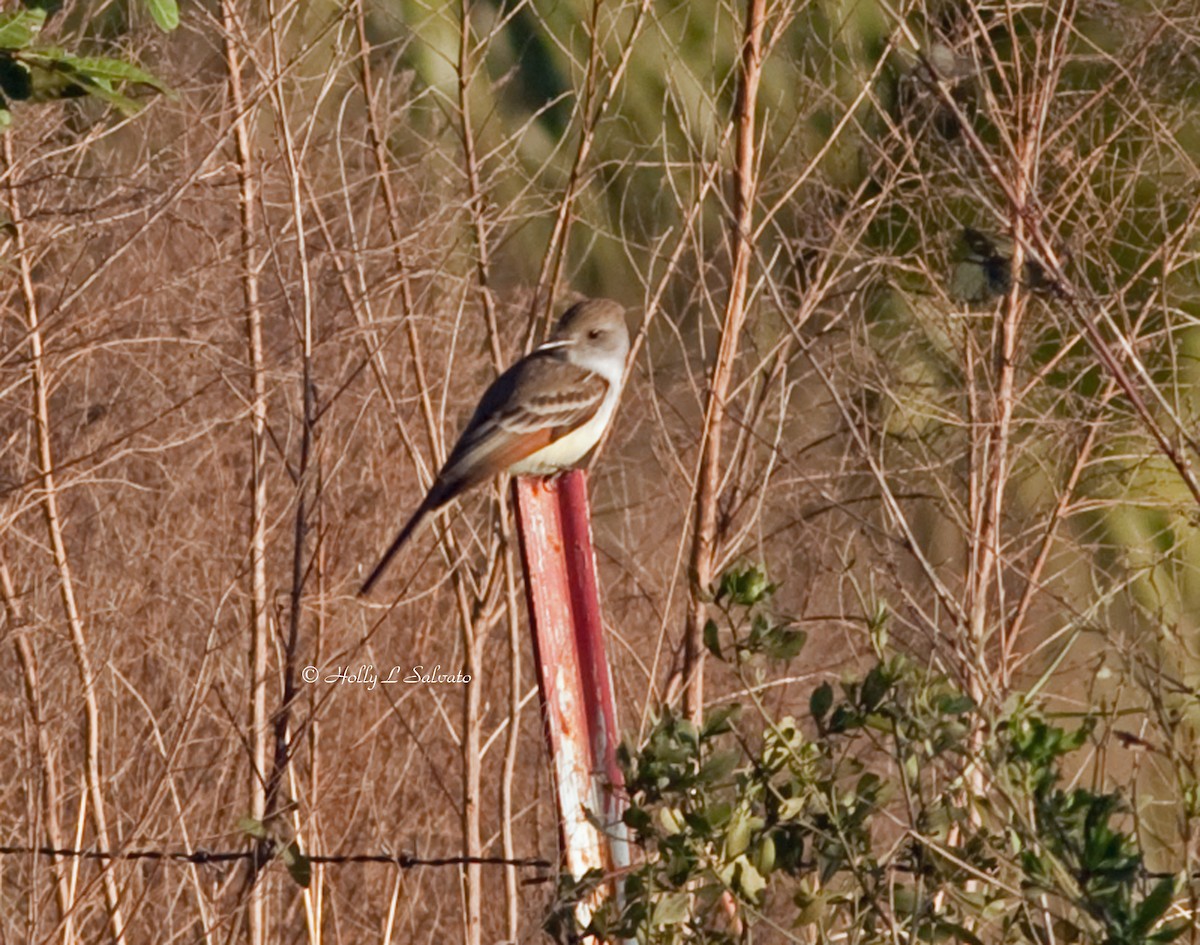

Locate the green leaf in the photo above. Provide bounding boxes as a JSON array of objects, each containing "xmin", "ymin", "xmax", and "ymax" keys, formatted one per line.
[
  {"xmin": 649, "ymin": 891, "xmax": 689, "ymax": 927},
  {"xmin": 810, "ymin": 682, "xmax": 833, "ymax": 721},
  {"xmin": 753, "ymin": 834, "xmax": 776, "ymax": 875},
  {"xmin": 281, "ymin": 841, "xmax": 311, "ymax": 888},
  {"xmin": 937, "ymin": 693, "xmax": 975, "ymax": 715},
  {"xmin": 715, "ymin": 569, "xmax": 735, "ymax": 602},
  {"xmin": 739, "ymin": 567, "xmax": 772, "ymax": 604},
  {"xmin": 765, "ymin": 627, "xmax": 806, "ymax": 661},
  {"xmin": 1131, "ymin": 876, "xmax": 1177, "ymax": 937},
  {"xmin": 891, "ymin": 884, "xmax": 920, "ymax": 914},
  {"xmin": 725, "ymin": 809, "xmax": 752, "ymax": 857},
  {"xmin": 675, "ymin": 719, "xmax": 699, "ymax": 748},
  {"xmin": 828, "ymin": 704, "xmax": 856, "ymax": 733},
  {"xmin": 59, "ymin": 70, "xmax": 141, "ymax": 115},
  {"xmin": 703, "ymin": 618, "xmax": 722, "ymax": 659},
  {"xmin": 777, "ymin": 796, "xmax": 806, "ymax": 821},
  {"xmin": 703, "ymin": 801, "xmax": 732, "ymax": 831},
  {"xmin": 622, "ymin": 804, "xmax": 651, "ymax": 833},
  {"xmin": 732, "ymin": 855, "xmax": 766, "ymax": 900},
  {"xmin": 716, "ymin": 564, "xmax": 774, "ymax": 606},
  {"xmin": 702, "ymin": 703, "xmax": 740, "ymax": 738},
  {"xmin": 860, "ymin": 665, "xmax": 890, "ymax": 711},
  {"xmin": 20, "ymin": 53, "xmax": 143, "ymax": 114},
  {"xmin": 82, "ymin": 81, "xmax": 142, "ymax": 115},
  {"xmin": 658, "ymin": 806, "xmax": 685, "ymax": 835},
  {"xmin": 59, "ymin": 55, "xmax": 172, "ymax": 94},
  {"xmin": 144, "ymin": 0, "xmax": 180, "ymax": 31},
  {"xmin": 699, "ymin": 750, "xmax": 739, "ymax": 785},
  {"xmin": 794, "ymin": 886, "xmax": 828, "ymax": 925},
  {"xmin": 856, "ymin": 772, "xmax": 883, "ymax": 802},
  {"xmin": 238, "ymin": 816, "xmax": 267, "ymax": 840},
  {"xmin": 0, "ymin": 10, "xmax": 45, "ymax": 50}
]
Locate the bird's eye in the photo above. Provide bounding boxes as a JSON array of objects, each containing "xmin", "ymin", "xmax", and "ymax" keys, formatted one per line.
[{"xmin": 588, "ymin": 328, "xmax": 603, "ymax": 339}]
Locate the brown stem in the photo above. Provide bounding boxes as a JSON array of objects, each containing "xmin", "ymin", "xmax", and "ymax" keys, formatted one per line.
[
  {"xmin": 5, "ymin": 132, "xmax": 126, "ymax": 943},
  {"xmin": 683, "ymin": 0, "xmax": 768, "ymax": 722},
  {"xmin": 458, "ymin": 0, "xmax": 502, "ymax": 368},
  {"xmin": 2, "ymin": 560, "xmax": 75, "ymax": 942},
  {"xmin": 966, "ymin": 195, "xmax": 1026, "ymax": 707},
  {"xmin": 220, "ymin": 4, "xmax": 270, "ymax": 941},
  {"xmin": 263, "ymin": 0, "xmax": 316, "ymax": 835},
  {"xmin": 457, "ymin": 3, "xmax": 520, "ymax": 938},
  {"xmin": 356, "ymin": 11, "xmax": 491, "ymax": 945},
  {"xmin": 500, "ymin": 530, "xmax": 523, "ymax": 943}
]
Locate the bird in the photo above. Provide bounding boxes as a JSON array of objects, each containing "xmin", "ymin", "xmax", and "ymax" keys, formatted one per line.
[{"xmin": 359, "ymin": 298, "xmax": 630, "ymax": 596}]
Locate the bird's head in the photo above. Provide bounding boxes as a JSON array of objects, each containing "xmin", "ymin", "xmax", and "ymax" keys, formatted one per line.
[{"xmin": 549, "ymin": 298, "xmax": 630, "ymax": 378}]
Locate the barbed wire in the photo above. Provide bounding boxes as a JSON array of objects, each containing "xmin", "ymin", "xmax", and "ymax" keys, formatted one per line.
[
  {"xmin": 0, "ymin": 845, "xmax": 551, "ymax": 871},
  {"xmin": 8, "ymin": 843, "xmax": 1189, "ymax": 885}
]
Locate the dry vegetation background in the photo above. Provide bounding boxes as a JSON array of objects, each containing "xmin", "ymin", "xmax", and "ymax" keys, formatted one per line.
[{"xmin": 3, "ymin": 0, "xmax": 1200, "ymax": 942}]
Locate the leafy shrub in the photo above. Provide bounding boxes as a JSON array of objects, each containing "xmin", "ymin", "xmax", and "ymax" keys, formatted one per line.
[{"xmin": 548, "ymin": 569, "xmax": 1191, "ymax": 945}]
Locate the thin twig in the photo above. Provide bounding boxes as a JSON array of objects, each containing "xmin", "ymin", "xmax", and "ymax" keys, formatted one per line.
[
  {"xmin": 683, "ymin": 0, "xmax": 769, "ymax": 722},
  {"xmin": 4, "ymin": 130, "xmax": 126, "ymax": 945}
]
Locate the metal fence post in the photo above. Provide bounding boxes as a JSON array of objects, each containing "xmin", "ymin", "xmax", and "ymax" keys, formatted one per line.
[{"xmin": 513, "ymin": 470, "xmax": 629, "ymax": 929}]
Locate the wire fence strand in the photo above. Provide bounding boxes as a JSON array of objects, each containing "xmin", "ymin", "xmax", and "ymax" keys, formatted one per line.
[{"xmin": 0, "ymin": 845, "xmax": 551, "ymax": 870}]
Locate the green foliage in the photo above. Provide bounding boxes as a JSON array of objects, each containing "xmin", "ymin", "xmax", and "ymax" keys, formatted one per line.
[
  {"xmin": 142, "ymin": 0, "xmax": 179, "ymax": 33},
  {"xmin": 950, "ymin": 227, "xmax": 1054, "ymax": 303},
  {"xmin": 1001, "ymin": 712, "xmax": 1188, "ymax": 945},
  {"xmin": 705, "ymin": 564, "xmax": 806, "ymax": 664},
  {"xmin": 238, "ymin": 815, "xmax": 312, "ymax": 889},
  {"xmin": 548, "ymin": 574, "xmax": 1191, "ymax": 944},
  {"xmin": 0, "ymin": 3, "xmax": 173, "ymax": 126},
  {"xmin": 0, "ymin": 10, "xmax": 45, "ymax": 50}
]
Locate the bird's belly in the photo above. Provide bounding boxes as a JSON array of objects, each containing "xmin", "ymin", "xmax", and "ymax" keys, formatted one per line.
[{"xmin": 507, "ymin": 397, "xmax": 615, "ymax": 476}]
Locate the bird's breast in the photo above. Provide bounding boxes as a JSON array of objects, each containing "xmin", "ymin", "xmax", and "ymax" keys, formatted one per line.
[{"xmin": 507, "ymin": 390, "xmax": 618, "ymax": 476}]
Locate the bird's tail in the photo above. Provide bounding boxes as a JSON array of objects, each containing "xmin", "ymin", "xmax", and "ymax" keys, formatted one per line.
[{"xmin": 358, "ymin": 494, "xmax": 437, "ymax": 596}]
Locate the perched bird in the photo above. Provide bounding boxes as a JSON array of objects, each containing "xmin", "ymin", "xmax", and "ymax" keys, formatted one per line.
[{"xmin": 360, "ymin": 298, "xmax": 630, "ymax": 595}]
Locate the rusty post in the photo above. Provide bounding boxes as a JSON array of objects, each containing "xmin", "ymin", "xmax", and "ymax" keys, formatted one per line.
[{"xmin": 513, "ymin": 470, "xmax": 629, "ymax": 924}]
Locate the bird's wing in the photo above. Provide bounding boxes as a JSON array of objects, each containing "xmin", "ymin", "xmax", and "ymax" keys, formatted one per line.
[
  {"xmin": 494, "ymin": 358, "xmax": 609, "ymax": 435},
  {"xmin": 439, "ymin": 354, "xmax": 609, "ymax": 490}
]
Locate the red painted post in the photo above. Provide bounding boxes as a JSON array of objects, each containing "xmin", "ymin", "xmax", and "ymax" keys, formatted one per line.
[
  {"xmin": 513, "ymin": 470, "xmax": 629, "ymax": 924},
  {"xmin": 557, "ymin": 472, "xmax": 628, "ymax": 846}
]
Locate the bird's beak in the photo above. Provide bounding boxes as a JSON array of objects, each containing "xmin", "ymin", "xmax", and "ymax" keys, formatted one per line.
[{"xmin": 536, "ymin": 338, "xmax": 573, "ymax": 352}]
